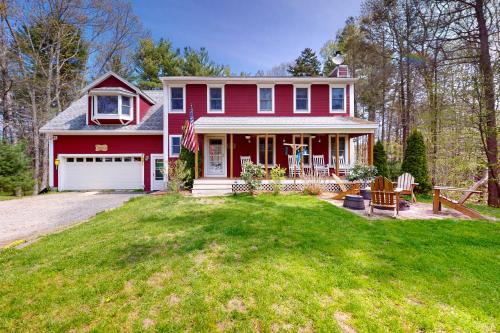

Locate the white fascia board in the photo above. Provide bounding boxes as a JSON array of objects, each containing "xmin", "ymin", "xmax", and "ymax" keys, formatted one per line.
[
  {"xmin": 194, "ymin": 125, "xmax": 377, "ymax": 134},
  {"xmin": 161, "ymin": 76, "xmax": 359, "ymax": 85},
  {"xmin": 39, "ymin": 130, "xmax": 163, "ymax": 135}
]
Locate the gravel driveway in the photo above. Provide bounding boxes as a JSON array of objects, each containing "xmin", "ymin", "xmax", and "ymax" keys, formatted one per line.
[{"xmin": 0, "ymin": 192, "xmax": 141, "ymax": 247}]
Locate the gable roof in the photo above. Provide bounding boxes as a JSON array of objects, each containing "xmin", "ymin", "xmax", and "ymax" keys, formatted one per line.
[{"xmin": 83, "ymin": 71, "xmax": 156, "ymax": 104}]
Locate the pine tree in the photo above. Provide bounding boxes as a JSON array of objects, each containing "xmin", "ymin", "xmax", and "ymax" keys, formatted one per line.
[
  {"xmin": 373, "ymin": 140, "xmax": 388, "ymax": 178},
  {"xmin": 287, "ymin": 48, "xmax": 321, "ymax": 76},
  {"xmin": 401, "ymin": 130, "xmax": 432, "ymax": 193},
  {"xmin": 178, "ymin": 146, "xmax": 201, "ymax": 189}
]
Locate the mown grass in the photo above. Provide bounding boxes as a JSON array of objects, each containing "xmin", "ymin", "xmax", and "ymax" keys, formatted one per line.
[
  {"xmin": 0, "ymin": 194, "xmax": 498, "ymax": 332},
  {"xmin": 417, "ymin": 194, "xmax": 500, "ymax": 219}
]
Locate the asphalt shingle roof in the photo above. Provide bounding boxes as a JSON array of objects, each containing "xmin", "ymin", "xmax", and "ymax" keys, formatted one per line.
[{"xmin": 40, "ymin": 90, "xmax": 163, "ymax": 132}]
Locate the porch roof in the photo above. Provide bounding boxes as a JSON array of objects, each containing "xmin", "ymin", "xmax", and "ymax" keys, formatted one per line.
[{"xmin": 193, "ymin": 116, "xmax": 378, "ymax": 134}]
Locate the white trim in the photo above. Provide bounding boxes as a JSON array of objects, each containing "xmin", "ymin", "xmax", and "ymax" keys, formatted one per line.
[
  {"xmin": 169, "ymin": 135, "xmax": 182, "ymax": 157},
  {"xmin": 207, "ymin": 85, "xmax": 225, "ymax": 114},
  {"xmin": 293, "ymin": 84, "xmax": 311, "ymax": 114},
  {"xmin": 163, "ymin": 81, "xmax": 169, "ymax": 189},
  {"xmin": 48, "ymin": 136, "xmax": 54, "ymax": 188},
  {"xmin": 257, "ymin": 84, "xmax": 275, "ymax": 114},
  {"xmin": 136, "ymin": 95, "xmax": 140, "ymax": 123},
  {"xmin": 161, "ymin": 76, "xmax": 358, "ymax": 85},
  {"xmin": 39, "ymin": 130, "xmax": 163, "ymax": 135},
  {"xmin": 59, "ymin": 153, "xmax": 143, "ymax": 157},
  {"xmin": 168, "ymin": 85, "xmax": 186, "ymax": 114},
  {"xmin": 92, "ymin": 95, "xmax": 133, "ymax": 121},
  {"xmin": 82, "ymin": 71, "xmax": 155, "ymax": 104},
  {"xmin": 328, "ymin": 134, "xmax": 349, "ymax": 167},
  {"xmin": 292, "ymin": 135, "xmax": 313, "ymax": 166},
  {"xmin": 349, "ymin": 83, "xmax": 355, "ymax": 117},
  {"xmin": 204, "ymin": 135, "xmax": 227, "ymax": 177},
  {"xmin": 150, "ymin": 154, "xmax": 165, "ymax": 191},
  {"xmin": 256, "ymin": 135, "xmax": 277, "ymax": 166},
  {"xmin": 329, "ymin": 84, "xmax": 346, "ymax": 114}
]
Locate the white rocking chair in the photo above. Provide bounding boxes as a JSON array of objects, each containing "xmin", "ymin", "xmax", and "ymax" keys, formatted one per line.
[
  {"xmin": 240, "ymin": 156, "xmax": 252, "ymax": 173},
  {"xmin": 312, "ymin": 155, "xmax": 329, "ymax": 176},
  {"xmin": 288, "ymin": 155, "xmax": 300, "ymax": 178}
]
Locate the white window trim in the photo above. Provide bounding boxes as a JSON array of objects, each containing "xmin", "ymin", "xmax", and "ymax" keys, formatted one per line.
[
  {"xmin": 92, "ymin": 94, "xmax": 133, "ymax": 121},
  {"xmin": 169, "ymin": 85, "xmax": 186, "ymax": 114},
  {"xmin": 329, "ymin": 84, "xmax": 346, "ymax": 114},
  {"xmin": 257, "ymin": 84, "xmax": 275, "ymax": 114},
  {"xmin": 256, "ymin": 135, "xmax": 276, "ymax": 166},
  {"xmin": 293, "ymin": 84, "xmax": 311, "ymax": 114},
  {"xmin": 292, "ymin": 135, "xmax": 313, "ymax": 166},
  {"xmin": 169, "ymin": 135, "xmax": 182, "ymax": 157},
  {"xmin": 207, "ymin": 84, "xmax": 225, "ymax": 114},
  {"xmin": 328, "ymin": 134, "xmax": 349, "ymax": 167}
]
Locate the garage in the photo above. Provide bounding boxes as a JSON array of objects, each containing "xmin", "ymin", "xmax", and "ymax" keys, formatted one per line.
[{"xmin": 58, "ymin": 155, "xmax": 144, "ymax": 191}]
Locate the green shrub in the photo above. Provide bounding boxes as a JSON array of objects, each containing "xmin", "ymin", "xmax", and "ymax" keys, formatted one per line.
[
  {"xmin": 240, "ymin": 161, "xmax": 264, "ymax": 194},
  {"xmin": 401, "ymin": 130, "xmax": 432, "ymax": 193},
  {"xmin": 387, "ymin": 159, "xmax": 402, "ymax": 181},
  {"xmin": 167, "ymin": 159, "xmax": 190, "ymax": 193},
  {"xmin": 374, "ymin": 140, "xmax": 388, "ymax": 177},
  {"xmin": 178, "ymin": 147, "xmax": 201, "ymax": 189},
  {"xmin": 270, "ymin": 165, "xmax": 286, "ymax": 195},
  {"xmin": 0, "ymin": 141, "xmax": 33, "ymax": 196}
]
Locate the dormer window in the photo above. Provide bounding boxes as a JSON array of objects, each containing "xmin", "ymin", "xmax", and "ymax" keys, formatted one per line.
[{"xmin": 90, "ymin": 88, "xmax": 135, "ymax": 122}]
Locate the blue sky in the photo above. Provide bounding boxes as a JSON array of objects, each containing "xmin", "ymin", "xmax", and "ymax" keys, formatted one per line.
[{"xmin": 131, "ymin": 0, "xmax": 362, "ymax": 74}]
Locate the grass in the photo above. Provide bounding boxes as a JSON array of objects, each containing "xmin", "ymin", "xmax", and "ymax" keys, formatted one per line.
[
  {"xmin": 416, "ymin": 194, "xmax": 500, "ymax": 219},
  {"xmin": 0, "ymin": 194, "xmax": 499, "ymax": 332}
]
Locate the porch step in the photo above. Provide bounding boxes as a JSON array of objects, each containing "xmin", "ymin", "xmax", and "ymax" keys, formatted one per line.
[{"xmin": 192, "ymin": 179, "xmax": 234, "ymax": 197}]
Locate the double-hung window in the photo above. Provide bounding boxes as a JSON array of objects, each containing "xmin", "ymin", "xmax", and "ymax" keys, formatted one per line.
[
  {"xmin": 208, "ymin": 86, "xmax": 224, "ymax": 113},
  {"xmin": 294, "ymin": 85, "xmax": 310, "ymax": 113},
  {"xmin": 330, "ymin": 85, "xmax": 345, "ymax": 113},
  {"xmin": 329, "ymin": 135, "xmax": 347, "ymax": 166},
  {"xmin": 258, "ymin": 85, "xmax": 274, "ymax": 113},
  {"xmin": 257, "ymin": 135, "xmax": 275, "ymax": 166},
  {"xmin": 170, "ymin": 86, "xmax": 185, "ymax": 113},
  {"xmin": 169, "ymin": 135, "xmax": 182, "ymax": 157}
]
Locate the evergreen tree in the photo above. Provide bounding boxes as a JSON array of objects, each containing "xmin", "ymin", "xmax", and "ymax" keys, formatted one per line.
[
  {"xmin": 373, "ymin": 140, "xmax": 388, "ymax": 178},
  {"xmin": 178, "ymin": 146, "xmax": 201, "ymax": 189},
  {"xmin": 0, "ymin": 141, "xmax": 34, "ymax": 196},
  {"xmin": 287, "ymin": 48, "xmax": 321, "ymax": 76},
  {"xmin": 401, "ymin": 130, "xmax": 432, "ymax": 193}
]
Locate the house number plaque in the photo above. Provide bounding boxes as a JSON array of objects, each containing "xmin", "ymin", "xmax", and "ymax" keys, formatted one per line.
[{"xmin": 95, "ymin": 144, "xmax": 108, "ymax": 152}]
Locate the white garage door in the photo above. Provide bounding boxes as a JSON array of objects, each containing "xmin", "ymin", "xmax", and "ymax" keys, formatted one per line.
[{"xmin": 60, "ymin": 155, "xmax": 143, "ymax": 191}]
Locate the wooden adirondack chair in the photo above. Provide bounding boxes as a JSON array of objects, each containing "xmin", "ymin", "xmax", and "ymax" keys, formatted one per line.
[
  {"xmin": 331, "ymin": 173, "xmax": 360, "ymax": 200},
  {"xmin": 368, "ymin": 176, "xmax": 400, "ymax": 217},
  {"xmin": 396, "ymin": 172, "xmax": 418, "ymax": 202},
  {"xmin": 433, "ymin": 172, "xmax": 488, "ymax": 219},
  {"xmin": 240, "ymin": 156, "xmax": 251, "ymax": 173},
  {"xmin": 288, "ymin": 155, "xmax": 300, "ymax": 178},
  {"xmin": 312, "ymin": 155, "xmax": 329, "ymax": 176}
]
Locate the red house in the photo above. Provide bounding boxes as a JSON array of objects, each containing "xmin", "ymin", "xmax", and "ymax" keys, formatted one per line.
[{"xmin": 41, "ymin": 68, "xmax": 377, "ymax": 195}]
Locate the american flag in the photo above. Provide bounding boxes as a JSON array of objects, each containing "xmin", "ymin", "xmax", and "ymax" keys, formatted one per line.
[{"xmin": 181, "ymin": 104, "xmax": 198, "ymax": 152}]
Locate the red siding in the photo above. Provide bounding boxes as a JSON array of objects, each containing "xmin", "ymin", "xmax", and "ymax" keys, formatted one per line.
[
  {"xmin": 225, "ymin": 84, "xmax": 257, "ymax": 115},
  {"xmin": 87, "ymin": 76, "xmax": 154, "ymax": 125},
  {"xmin": 53, "ymin": 135, "xmax": 162, "ymax": 191},
  {"xmin": 274, "ymin": 85, "xmax": 294, "ymax": 116},
  {"xmin": 311, "ymin": 84, "xmax": 330, "ymax": 115}
]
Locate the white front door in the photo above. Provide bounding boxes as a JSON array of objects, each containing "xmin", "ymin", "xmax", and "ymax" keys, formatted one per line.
[
  {"xmin": 204, "ymin": 135, "xmax": 227, "ymax": 177},
  {"xmin": 150, "ymin": 154, "xmax": 165, "ymax": 191}
]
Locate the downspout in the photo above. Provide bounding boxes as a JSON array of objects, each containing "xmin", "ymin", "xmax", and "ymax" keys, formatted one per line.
[{"xmin": 163, "ymin": 81, "xmax": 169, "ymax": 190}]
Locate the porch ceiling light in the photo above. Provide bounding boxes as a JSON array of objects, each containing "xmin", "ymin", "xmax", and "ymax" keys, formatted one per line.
[{"xmin": 245, "ymin": 135, "xmax": 251, "ymax": 143}]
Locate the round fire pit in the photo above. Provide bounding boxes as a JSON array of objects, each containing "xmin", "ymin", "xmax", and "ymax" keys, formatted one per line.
[
  {"xmin": 399, "ymin": 199, "xmax": 411, "ymax": 211},
  {"xmin": 343, "ymin": 194, "xmax": 365, "ymax": 210}
]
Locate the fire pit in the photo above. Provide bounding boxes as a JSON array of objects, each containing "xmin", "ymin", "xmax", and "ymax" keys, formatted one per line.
[
  {"xmin": 399, "ymin": 199, "xmax": 411, "ymax": 211},
  {"xmin": 343, "ymin": 195, "xmax": 365, "ymax": 210}
]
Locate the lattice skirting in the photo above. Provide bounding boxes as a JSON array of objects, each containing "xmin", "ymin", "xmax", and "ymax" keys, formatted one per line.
[{"xmin": 232, "ymin": 181, "xmax": 367, "ymax": 193}]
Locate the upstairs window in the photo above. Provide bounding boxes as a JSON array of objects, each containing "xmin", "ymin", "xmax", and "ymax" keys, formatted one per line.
[
  {"xmin": 258, "ymin": 85, "xmax": 274, "ymax": 113},
  {"xmin": 294, "ymin": 86, "xmax": 310, "ymax": 113},
  {"xmin": 208, "ymin": 86, "xmax": 224, "ymax": 113},
  {"xmin": 330, "ymin": 86, "xmax": 345, "ymax": 113},
  {"xmin": 93, "ymin": 94, "xmax": 133, "ymax": 120},
  {"xmin": 169, "ymin": 86, "xmax": 185, "ymax": 113}
]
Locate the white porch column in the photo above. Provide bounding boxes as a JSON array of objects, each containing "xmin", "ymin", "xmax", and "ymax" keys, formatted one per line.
[
  {"xmin": 162, "ymin": 82, "xmax": 169, "ymax": 190},
  {"xmin": 48, "ymin": 135, "xmax": 54, "ymax": 188},
  {"xmin": 349, "ymin": 83, "xmax": 355, "ymax": 117}
]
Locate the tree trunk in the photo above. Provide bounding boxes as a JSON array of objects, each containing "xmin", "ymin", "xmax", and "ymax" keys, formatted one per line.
[{"xmin": 474, "ymin": 0, "xmax": 499, "ymax": 207}]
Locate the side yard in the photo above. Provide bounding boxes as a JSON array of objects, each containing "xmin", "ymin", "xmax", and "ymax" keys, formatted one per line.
[{"xmin": 0, "ymin": 194, "xmax": 498, "ymax": 332}]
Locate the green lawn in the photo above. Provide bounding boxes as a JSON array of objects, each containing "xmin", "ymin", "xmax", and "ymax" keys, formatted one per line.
[{"xmin": 0, "ymin": 194, "xmax": 499, "ymax": 332}]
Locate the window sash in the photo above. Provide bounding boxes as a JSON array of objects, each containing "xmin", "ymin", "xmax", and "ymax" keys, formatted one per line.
[
  {"xmin": 257, "ymin": 136, "xmax": 274, "ymax": 165},
  {"xmin": 170, "ymin": 136, "xmax": 182, "ymax": 156},
  {"xmin": 331, "ymin": 88, "xmax": 344, "ymax": 110},
  {"xmin": 96, "ymin": 96, "xmax": 119, "ymax": 114},
  {"xmin": 259, "ymin": 88, "xmax": 273, "ymax": 112},
  {"xmin": 295, "ymin": 88, "xmax": 309, "ymax": 111},
  {"xmin": 122, "ymin": 96, "xmax": 131, "ymax": 115},
  {"xmin": 209, "ymin": 87, "xmax": 223, "ymax": 111},
  {"xmin": 330, "ymin": 136, "xmax": 347, "ymax": 163},
  {"xmin": 170, "ymin": 87, "xmax": 184, "ymax": 111}
]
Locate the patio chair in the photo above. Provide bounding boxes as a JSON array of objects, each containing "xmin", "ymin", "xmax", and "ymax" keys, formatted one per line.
[
  {"xmin": 332, "ymin": 156, "xmax": 352, "ymax": 176},
  {"xmin": 396, "ymin": 172, "xmax": 418, "ymax": 202},
  {"xmin": 240, "ymin": 156, "xmax": 252, "ymax": 173},
  {"xmin": 312, "ymin": 155, "xmax": 329, "ymax": 177},
  {"xmin": 287, "ymin": 155, "xmax": 300, "ymax": 178},
  {"xmin": 331, "ymin": 173, "xmax": 360, "ymax": 200},
  {"xmin": 368, "ymin": 176, "xmax": 400, "ymax": 217},
  {"xmin": 433, "ymin": 171, "xmax": 488, "ymax": 219}
]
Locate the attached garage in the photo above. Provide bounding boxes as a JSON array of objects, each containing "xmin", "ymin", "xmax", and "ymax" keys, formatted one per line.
[{"xmin": 58, "ymin": 154, "xmax": 144, "ymax": 191}]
